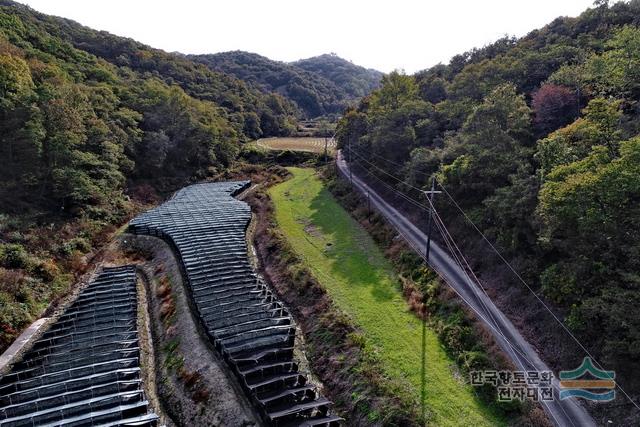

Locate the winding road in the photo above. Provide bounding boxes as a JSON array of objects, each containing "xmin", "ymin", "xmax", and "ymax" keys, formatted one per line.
[{"xmin": 336, "ymin": 151, "xmax": 596, "ymax": 427}]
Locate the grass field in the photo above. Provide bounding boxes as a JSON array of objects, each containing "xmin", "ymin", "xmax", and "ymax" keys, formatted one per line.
[
  {"xmin": 255, "ymin": 137, "xmax": 336, "ymax": 154},
  {"xmin": 269, "ymin": 168, "xmax": 505, "ymax": 427}
]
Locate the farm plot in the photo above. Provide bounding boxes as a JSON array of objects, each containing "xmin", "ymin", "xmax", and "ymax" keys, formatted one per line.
[
  {"xmin": 256, "ymin": 137, "xmax": 336, "ymax": 154},
  {"xmin": 128, "ymin": 181, "xmax": 340, "ymax": 426},
  {"xmin": 270, "ymin": 168, "xmax": 505, "ymax": 427},
  {"xmin": 0, "ymin": 266, "xmax": 159, "ymax": 427}
]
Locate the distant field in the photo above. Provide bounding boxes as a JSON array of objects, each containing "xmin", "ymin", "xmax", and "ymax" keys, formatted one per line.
[
  {"xmin": 255, "ymin": 137, "xmax": 336, "ymax": 154},
  {"xmin": 269, "ymin": 168, "xmax": 504, "ymax": 427}
]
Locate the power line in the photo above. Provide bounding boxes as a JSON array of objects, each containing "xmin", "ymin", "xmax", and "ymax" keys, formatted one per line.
[
  {"xmin": 437, "ymin": 182, "xmax": 640, "ymax": 410},
  {"xmin": 425, "ymin": 198, "xmax": 573, "ymax": 423},
  {"xmin": 346, "ymin": 149, "xmax": 640, "ymax": 411},
  {"xmin": 379, "ymin": 168, "xmax": 546, "ymax": 371},
  {"xmin": 350, "ymin": 149, "xmax": 426, "ymax": 194},
  {"xmin": 356, "ymin": 148, "xmax": 434, "ymax": 180},
  {"xmin": 351, "ymin": 159, "xmax": 546, "ymax": 370},
  {"xmin": 355, "ymin": 162, "xmax": 431, "ymax": 212},
  {"xmin": 346, "ymin": 159, "xmax": 579, "ymax": 425},
  {"xmin": 352, "ymin": 178, "xmax": 568, "ymax": 426},
  {"xmin": 354, "ymin": 152, "xmax": 541, "ymax": 359}
]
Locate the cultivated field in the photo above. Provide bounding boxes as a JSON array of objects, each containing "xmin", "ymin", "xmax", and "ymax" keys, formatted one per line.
[
  {"xmin": 269, "ymin": 168, "xmax": 505, "ymax": 427},
  {"xmin": 256, "ymin": 137, "xmax": 336, "ymax": 154}
]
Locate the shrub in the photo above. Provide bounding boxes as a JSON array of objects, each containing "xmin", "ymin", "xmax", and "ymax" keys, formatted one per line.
[
  {"xmin": 32, "ymin": 258, "xmax": 60, "ymax": 282},
  {"xmin": 0, "ymin": 268, "xmax": 26, "ymax": 294},
  {"xmin": 0, "ymin": 291, "xmax": 32, "ymax": 349},
  {"xmin": 50, "ymin": 273, "xmax": 72, "ymax": 295},
  {"xmin": 238, "ymin": 144, "xmax": 269, "ymax": 163},
  {"xmin": 540, "ymin": 263, "xmax": 577, "ymax": 304},
  {"xmin": 60, "ymin": 237, "xmax": 92, "ymax": 256},
  {"xmin": 0, "ymin": 243, "xmax": 30, "ymax": 269}
]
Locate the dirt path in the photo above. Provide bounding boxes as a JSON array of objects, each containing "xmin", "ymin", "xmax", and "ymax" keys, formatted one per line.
[
  {"xmin": 136, "ymin": 269, "xmax": 171, "ymax": 426},
  {"xmin": 125, "ymin": 234, "xmax": 261, "ymax": 427}
]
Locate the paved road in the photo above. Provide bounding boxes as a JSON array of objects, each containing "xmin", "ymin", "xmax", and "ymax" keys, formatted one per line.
[{"xmin": 336, "ymin": 151, "xmax": 596, "ymax": 427}]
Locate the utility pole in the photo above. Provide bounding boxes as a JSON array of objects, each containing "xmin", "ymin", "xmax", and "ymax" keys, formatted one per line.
[
  {"xmin": 323, "ymin": 136, "xmax": 328, "ymax": 164},
  {"xmin": 420, "ymin": 175, "xmax": 441, "ymax": 426},
  {"xmin": 423, "ymin": 176, "xmax": 441, "ymax": 262}
]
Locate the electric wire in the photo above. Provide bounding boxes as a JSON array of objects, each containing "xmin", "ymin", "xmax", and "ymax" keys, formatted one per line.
[
  {"xmin": 346, "ymin": 157, "xmax": 580, "ymax": 424},
  {"xmin": 345, "ymin": 147, "xmax": 640, "ymax": 411},
  {"xmin": 348, "ymin": 158, "xmax": 569, "ymax": 425},
  {"xmin": 350, "ymin": 158, "xmax": 549, "ymax": 372}
]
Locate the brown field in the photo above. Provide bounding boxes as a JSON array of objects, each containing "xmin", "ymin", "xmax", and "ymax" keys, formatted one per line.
[{"xmin": 255, "ymin": 137, "xmax": 336, "ymax": 154}]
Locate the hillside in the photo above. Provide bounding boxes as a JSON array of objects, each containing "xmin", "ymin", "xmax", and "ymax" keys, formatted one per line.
[
  {"xmin": 0, "ymin": 0, "xmax": 297, "ymax": 350},
  {"xmin": 337, "ymin": 0, "xmax": 640, "ymax": 422},
  {"xmin": 191, "ymin": 51, "xmax": 382, "ymax": 118},
  {"xmin": 293, "ymin": 53, "xmax": 383, "ymax": 98},
  {"xmin": 2, "ymin": 0, "xmax": 640, "ymax": 424}
]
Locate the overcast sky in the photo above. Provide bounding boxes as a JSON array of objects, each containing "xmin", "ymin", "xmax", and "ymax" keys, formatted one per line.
[{"xmin": 18, "ymin": 0, "xmax": 597, "ymax": 73}]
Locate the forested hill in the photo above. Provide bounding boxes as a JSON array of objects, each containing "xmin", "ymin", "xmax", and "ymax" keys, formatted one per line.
[
  {"xmin": 0, "ymin": 0, "xmax": 298, "ymax": 349},
  {"xmin": 191, "ymin": 51, "xmax": 382, "ymax": 118},
  {"xmin": 337, "ymin": 0, "xmax": 640, "ymax": 418},
  {"xmin": 0, "ymin": 0, "xmax": 299, "ymax": 208},
  {"xmin": 292, "ymin": 53, "xmax": 383, "ymax": 99}
]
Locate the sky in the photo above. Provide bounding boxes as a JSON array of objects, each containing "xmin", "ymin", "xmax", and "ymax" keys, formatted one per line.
[{"xmin": 18, "ymin": 0, "xmax": 597, "ymax": 73}]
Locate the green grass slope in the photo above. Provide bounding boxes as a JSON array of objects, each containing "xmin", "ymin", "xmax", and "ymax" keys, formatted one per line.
[{"xmin": 269, "ymin": 167, "xmax": 505, "ymax": 426}]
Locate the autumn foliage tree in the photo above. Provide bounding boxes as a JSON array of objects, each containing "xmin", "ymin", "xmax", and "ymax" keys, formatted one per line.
[{"xmin": 531, "ymin": 83, "xmax": 580, "ymax": 136}]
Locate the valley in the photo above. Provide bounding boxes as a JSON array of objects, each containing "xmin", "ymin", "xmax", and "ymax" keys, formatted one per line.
[{"xmin": 2, "ymin": 0, "xmax": 640, "ymax": 426}]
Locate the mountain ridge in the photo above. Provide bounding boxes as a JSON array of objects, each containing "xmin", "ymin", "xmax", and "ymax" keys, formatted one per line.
[{"xmin": 191, "ymin": 50, "xmax": 383, "ymax": 118}]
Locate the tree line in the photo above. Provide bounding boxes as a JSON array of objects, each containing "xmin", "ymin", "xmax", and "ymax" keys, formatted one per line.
[
  {"xmin": 192, "ymin": 51, "xmax": 382, "ymax": 118},
  {"xmin": 0, "ymin": 0, "xmax": 296, "ymax": 349},
  {"xmin": 337, "ymin": 0, "xmax": 640, "ymax": 400}
]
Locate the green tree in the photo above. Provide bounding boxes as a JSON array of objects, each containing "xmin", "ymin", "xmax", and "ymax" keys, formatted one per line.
[
  {"xmin": 538, "ymin": 137, "xmax": 640, "ymax": 303},
  {"xmin": 370, "ymin": 70, "xmax": 418, "ymax": 112},
  {"xmin": 535, "ymin": 98, "xmax": 622, "ymax": 177},
  {"xmin": 439, "ymin": 84, "xmax": 532, "ymax": 206},
  {"xmin": 336, "ymin": 108, "xmax": 369, "ymax": 150},
  {"xmin": 584, "ymin": 25, "xmax": 640, "ymax": 98}
]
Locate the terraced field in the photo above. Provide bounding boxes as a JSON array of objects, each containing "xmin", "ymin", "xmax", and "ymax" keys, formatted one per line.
[
  {"xmin": 0, "ymin": 266, "xmax": 159, "ymax": 427},
  {"xmin": 269, "ymin": 168, "xmax": 505, "ymax": 427},
  {"xmin": 128, "ymin": 181, "xmax": 340, "ymax": 426},
  {"xmin": 256, "ymin": 137, "xmax": 336, "ymax": 154}
]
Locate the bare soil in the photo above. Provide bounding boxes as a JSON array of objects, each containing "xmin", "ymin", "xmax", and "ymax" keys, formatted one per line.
[
  {"xmin": 123, "ymin": 234, "xmax": 261, "ymax": 427},
  {"xmin": 135, "ymin": 270, "xmax": 171, "ymax": 426}
]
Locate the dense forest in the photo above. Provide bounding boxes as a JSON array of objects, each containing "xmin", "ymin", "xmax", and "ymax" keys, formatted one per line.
[
  {"xmin": 3, "ymin": 0, "xmax": 640, "ymax": 420},
  {"xmin": 337, "ymin": 0, "xmax": 640, "ymax": 406},
  {"xmin": 292, "ymin": 53, "xmax": 382, "ymax": 98},
  {"xmin": 0, "ymin": 0, "xmax": 302, "ymax": 349},
  {"xmin": 192, "ymin": 51, "xmax": 382, "ymax": 118}
]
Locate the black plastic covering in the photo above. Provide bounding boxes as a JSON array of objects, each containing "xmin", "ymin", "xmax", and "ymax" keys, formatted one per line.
[
  {"xmin": 128, "ymin": 181, "xmax": 341, "ymax": 427},
  {"xmin": 0, "ymin": 266, "xmax": 159, "ymax": 427}
]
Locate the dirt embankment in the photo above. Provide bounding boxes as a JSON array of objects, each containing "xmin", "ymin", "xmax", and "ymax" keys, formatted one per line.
[
  {"xmin": 213, "ymin": 163, "xmax": 420, "ymax": 424},
  {"xmin": 122, "ymin": 234, "xmax": 261, "ymax": 427},
  {"xmin": 245, "ymin": 185, "xmax": 421, "ymax": 426}
]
